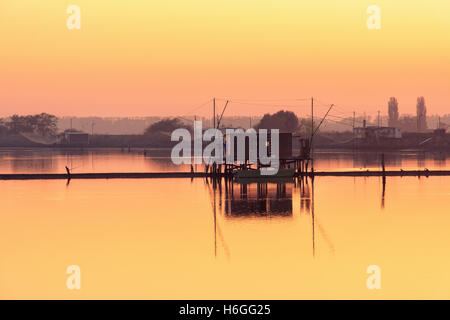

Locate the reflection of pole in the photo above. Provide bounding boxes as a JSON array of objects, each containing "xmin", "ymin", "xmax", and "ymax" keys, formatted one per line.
[
  {"xmin": 214, "ymin": 185, "xmax": 217, "ymax": 257},
  {"xmin": 381, "ymin": 153, "xmax": 386, "ymax": 210},
  {"xmin": 311, "ymin": 97, "xmax": 314, "ymax": 173},
  {"xmin": 311, "ymin": 177, "xmax": 315, "ymax": 258},
  {"xmin": 353, "ymin": 111, "xmax": 356, "ymax": 151}
]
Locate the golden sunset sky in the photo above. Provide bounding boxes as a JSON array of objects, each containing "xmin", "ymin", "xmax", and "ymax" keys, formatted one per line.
[{"xmin": 0, "ymin": 0, "xmax": 449, "ymax": 117}]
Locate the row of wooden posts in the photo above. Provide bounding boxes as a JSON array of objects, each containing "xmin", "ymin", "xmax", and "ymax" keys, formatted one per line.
[{"xmin": 198, "ymin": 158, "xmax": 314, "ymax": 177}]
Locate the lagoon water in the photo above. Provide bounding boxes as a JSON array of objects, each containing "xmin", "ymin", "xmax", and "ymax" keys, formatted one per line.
[{"xmin": 1, "ymin": 148, "xmax": 450, "ymax": 299}]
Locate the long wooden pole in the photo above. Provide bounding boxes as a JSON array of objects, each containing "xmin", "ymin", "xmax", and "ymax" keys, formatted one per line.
[
  {"xmin": 353, "ymin": 111, "xmax": 356, "ymax": 150},
  {"xmin": 213, "ymin": 98, "xmax": 216, "ymax": 129}
]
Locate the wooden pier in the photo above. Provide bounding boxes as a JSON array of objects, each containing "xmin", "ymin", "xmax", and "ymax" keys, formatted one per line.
[
  {"xmin": 1, "ymin": 169, "xmax": 450, "ymax": 180},
  {"xmin": 0, "ymin": 172, "xmax": 208, "ymax": 180}
]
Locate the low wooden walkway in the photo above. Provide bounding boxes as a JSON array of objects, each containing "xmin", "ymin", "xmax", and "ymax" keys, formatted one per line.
[
  {"xmin": 0, "ymin": 169, "xmax": 449, "ymax": 180},
  {"xmin": 0, "ymin": 172, "xmax": 208, "ymax": 180},
  {"xmin": 309, "ymin": 170, "xmax": 449, "ymax": 177}
]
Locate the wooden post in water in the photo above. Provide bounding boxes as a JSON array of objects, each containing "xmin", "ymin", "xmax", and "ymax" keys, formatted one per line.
[
  {"xmin": 353, "ymin": 111, "xmax": 356, "ymax": 150},
  {"xmin": 381, "ymin": 153, "xmax": 386, "ymax": 209},
  {"xmin": 311, "ymin": 97, "xmax": 314, "ymax": 173},
  {"xmin": 65, "ymin": 166, "xmax": 71, "ymax": 181}
]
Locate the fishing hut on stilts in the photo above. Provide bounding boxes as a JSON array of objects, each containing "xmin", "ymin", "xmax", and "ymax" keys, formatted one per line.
[{"xmin": 206, "ymin": 97, "xmax": 330, "ymax": 179}]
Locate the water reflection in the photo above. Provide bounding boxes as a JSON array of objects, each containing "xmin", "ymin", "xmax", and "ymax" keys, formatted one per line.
[
  {"xmin": 0, "ymin": 148, "xmax": 187, "ymax": 173},
  {"xmin": 205, "ymin": 175, "xmax": 389, "ymax": 259},
  {"xmin": 10, "ymin": 155, "xmax": 54, "ymax": 172},
  {"xmin": 3, "ymin": 171, "xmax": 450, "ymax": 298},
  {"xmin": 206, "ymin": 176, "xmax": 322, "ymax": 258},
  {"xmin": 2, "ymin": 148, "xmax": 450, "ymax": 174},
  {"xmin": 352, "ymin": 152, "xmax": 403, "ymax": 169},
  {"xmin": 315, "ymin": 149, "xmax": 450, "ymax": 170},
  {"xmin": 300, "ymin": 178, "xmax": 311, "ymax": 214},
  {"xmin": 433, "ymin": 152, "xmax": 447, "ymax": 167},
  {"xmin": 417, "ymin": 151, "xmax": 426, "ymax": 169}
]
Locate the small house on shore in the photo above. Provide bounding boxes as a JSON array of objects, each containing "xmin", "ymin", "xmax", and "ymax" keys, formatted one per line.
[
  {"xmin": 354, "ymin": 126, "xmax": 402, "ymax": 140},
  {"xmin": 57, "ymin": 131, "xmax": 89, "ymax": 146}
]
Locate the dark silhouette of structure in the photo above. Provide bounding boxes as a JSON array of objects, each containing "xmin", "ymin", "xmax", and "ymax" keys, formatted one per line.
[{"xmin": 416, "ymin": 96, "xmax": 427, "ymax": 132}]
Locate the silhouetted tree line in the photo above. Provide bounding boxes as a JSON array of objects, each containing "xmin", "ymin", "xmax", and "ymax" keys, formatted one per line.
[
  {"xmin": 387, "ymin": 96, "xmax": 428, "ymax": 132},
  {"xmin": 144, "ymin": 118, "xmax": 192, "ymax": 135},
  {"xmin": 142, "ymin": 118, "xmax": 193, "ymax": 146},
  {"xmin": 255, "ymin": 110, "xmax": 299, "ymax": 132},
  {"xmin": 0, "ymin": 113, "xmax": 58, "ymax": 136}
]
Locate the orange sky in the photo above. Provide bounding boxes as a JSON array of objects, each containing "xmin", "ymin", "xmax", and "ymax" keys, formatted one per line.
[{"xmin": 0, "ymin": 0, "xmax": 449, "ymax": 118}]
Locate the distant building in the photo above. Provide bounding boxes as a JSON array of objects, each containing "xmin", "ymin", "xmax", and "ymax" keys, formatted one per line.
[
  {"xmin": 58, "ymin": 131, "xmax": 89, "ymax": 146},
  {"xmin": 354, "ymin": 126, "xmax": 402, "ymax": 140},
  {"xmin": 433, "ymin": 128, "xmax": 446, "ymax": 137},
  {"xmin": 431, "ymin": 128, "xmax": 448, "ymax": 148}
]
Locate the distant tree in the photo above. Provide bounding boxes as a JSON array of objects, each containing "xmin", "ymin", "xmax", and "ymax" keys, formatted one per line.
[
  {"xmin": 6, "ymin": 113, "xmax": 58, "ymax": 136},
  {"xmin": 255, "ymin": 110, "xmax": 299, "ymax": 132},
  {"xmin": 0, "ymin": 118, "xmax": 8, "ymax": 135},
  {"xmin": 388, "ymin": 97, "xmax": 399, "ymax": 127},
  {"xmin": 144, "ymin": 118, "xmax": 191, "ymax": 135},
  {"xmin": 416, "ymin": 96, "xmax": 427, "ymax": 132},
  {"xmin": 35, "ymin": 113, "xmax": 58, "ymax": 136},
  {"xmin": 7, "ymin": 115, "xmax": 33, "ymax": 134}
]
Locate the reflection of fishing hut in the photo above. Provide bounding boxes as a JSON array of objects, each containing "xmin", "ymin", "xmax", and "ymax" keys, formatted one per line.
[
  {"xmin": 224, "ymin": 181, "xmax": 293, "ymax": 217},
  {"xmin": 353, "ymin": 126, "xmax": 402, "ymax": 147},
  {"xmin": 299, "ymin": 179, "xmax": 311, "ymax": 215}
]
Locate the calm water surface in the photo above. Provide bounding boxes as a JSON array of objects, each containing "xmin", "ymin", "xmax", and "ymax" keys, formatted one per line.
[
  {"xmin": 0, "ymin": 148, "xmax": 449, "ymax": 173},
  {"xmin": 1, "ymin": 148, "xmax": 450, "ymax": 299}
]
